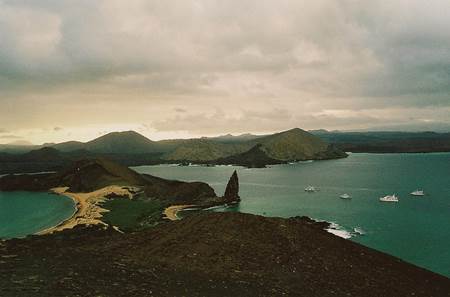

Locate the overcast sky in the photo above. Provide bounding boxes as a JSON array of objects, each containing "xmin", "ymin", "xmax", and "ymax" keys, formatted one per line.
[{"xmin": 1, "ymin": 0, "xmax": 450, "ymax": 144}]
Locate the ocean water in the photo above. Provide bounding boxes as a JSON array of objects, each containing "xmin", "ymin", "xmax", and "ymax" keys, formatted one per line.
[
  {"xmin": 0, "ymin": 191, "xmax": 76, "ymax": 239},
  {"xmin": 133, "ymin": 153, "xmax": 450, "ymax": 277}
]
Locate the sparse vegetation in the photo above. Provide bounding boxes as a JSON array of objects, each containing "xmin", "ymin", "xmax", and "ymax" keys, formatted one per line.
[{"xmin": 101, "ymin": 198, "xmax": 163, "ymax": 231}]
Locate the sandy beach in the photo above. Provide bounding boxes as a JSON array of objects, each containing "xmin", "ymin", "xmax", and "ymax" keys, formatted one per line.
[
  {"xmin": 38, "ymin": 186, "xmax": 135, "ymax": 235},
  {"xmin": 38, "ymin": 186, "xmax": 195, "ymax": 235},
  {"xmin": 163, "ymin": 205, "xmax": 196, "ymax": 220}
]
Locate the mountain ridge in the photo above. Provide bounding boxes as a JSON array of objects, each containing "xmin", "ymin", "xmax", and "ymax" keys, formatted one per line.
[{"xmin": 0, "ymin": 128, "xmax": 348, "ymax": 173}]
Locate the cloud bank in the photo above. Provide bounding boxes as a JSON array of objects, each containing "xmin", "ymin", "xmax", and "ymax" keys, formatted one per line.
[{"xmin": 1, "ymin": 0, "xmax": 449, "ymax": 143}]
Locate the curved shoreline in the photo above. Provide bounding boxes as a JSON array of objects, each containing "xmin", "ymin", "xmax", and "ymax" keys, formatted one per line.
[
  {"xmin": 37, "ymin": 186, "xmax": 134, "ymax": 235},
  {"xmin": 35, "ymin": 194, "xmax": 78, "ymax": 236}
]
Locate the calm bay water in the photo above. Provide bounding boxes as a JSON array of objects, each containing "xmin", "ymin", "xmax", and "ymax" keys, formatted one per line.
[
  {"xmin": 0, "ymin": 191, "xmax": 75, "ymax": 239},
  {"xmin": 133, "ymin": 153, "xmax": 450, "ymax": 277}
]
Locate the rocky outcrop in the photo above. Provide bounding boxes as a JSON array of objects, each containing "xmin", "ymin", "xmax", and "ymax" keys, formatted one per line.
[{"xmin": 223, "ymin": 170, "xmax": 240, "ymax": 203}]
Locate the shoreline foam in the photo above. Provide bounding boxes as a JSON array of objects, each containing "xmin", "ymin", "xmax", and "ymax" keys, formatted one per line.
[{"xmin": 326, "ymin": 222, "xmax": 357, "ymax": 239}]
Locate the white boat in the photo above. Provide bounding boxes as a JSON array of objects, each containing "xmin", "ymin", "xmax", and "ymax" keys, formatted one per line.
[
  {"xmin": 379, "ymin": 194, "xmax": 399, "ymax": 202},
  {"xmin": 410, "ymin": 190, "xmax": 425, "ymax": 196},
  {"xmin": 339, "ymin": 193, "xmax": 351, "ymax": 199},
  {"xmin": 304, "ymin": 186, "xmax": 316, "ymax": 192}
]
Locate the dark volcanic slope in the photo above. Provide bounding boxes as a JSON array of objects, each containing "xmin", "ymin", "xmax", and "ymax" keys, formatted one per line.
[
  {"xmin": 214, "ymin": 144, "xmax": 284, "ymax": 168},
  {"xmin": 1, "ymin": 212, "xmax": 449, "ymax": 297},
  {"xmin": 0, "ymin": 157, "xmax": 145, "ymax": 192},
  {"xmin": 0, "ymin": 157, "xmax": 236, "ymax": 207},
  {"xmin": 141, "ymin": 174, "xmax": 217, "ymax": 205},
  {"xmin": 57, "ymin": 157, "xmax": 146, "ymax": 192}
]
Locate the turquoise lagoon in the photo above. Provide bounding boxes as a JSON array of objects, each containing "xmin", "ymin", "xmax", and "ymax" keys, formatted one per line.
[{"xmin": 0, "ymin": 191, "xmax": 76, "ymax": 239}]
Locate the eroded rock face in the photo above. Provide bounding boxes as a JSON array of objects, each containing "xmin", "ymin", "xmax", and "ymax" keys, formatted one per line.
[{"xmin": 223, "ymin": 170, "xmax": 240, "ymax": 203}]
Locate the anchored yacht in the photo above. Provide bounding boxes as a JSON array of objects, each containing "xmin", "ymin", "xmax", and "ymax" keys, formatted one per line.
[
  {"xmin": 379, "ymin": 194, "xmax": 399, "ymax": 202},
  {"xmin": 304, "ymin": 186, "xmax": 316, "ymax": 192},
  {"xmin": 339, "ymin": 194, "xmax": 351, "ymax": 199},
  {"xmin": 410, "ymin": 190, "xmax": 425, "ymax": 196}
]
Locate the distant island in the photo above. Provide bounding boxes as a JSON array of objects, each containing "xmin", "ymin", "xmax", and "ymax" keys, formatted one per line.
[
  {"xmin": 309, "ymin": 130, "xmax": 450, "ymax": 153},
  {"xmin": 2, "ymin": 128, "xmax": 450, "ymax": 175},
  {"xmin": 0, "ymin": 128, "xmax": 347, "ymax": 174}
]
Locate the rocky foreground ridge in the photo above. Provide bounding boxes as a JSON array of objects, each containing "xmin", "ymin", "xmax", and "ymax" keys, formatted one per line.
[{"xmin": 0, "ymin": 212, "xmax": 449, "ymax": 297}]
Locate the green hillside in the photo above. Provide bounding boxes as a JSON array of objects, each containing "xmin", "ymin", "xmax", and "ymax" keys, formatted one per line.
[
  {"xmin": 84, "ymin": 131, "xmax": 158, "ymax": 154},
  {"xmin": 52, "ymin": 141, "xmax": 85, "ymax": 152},
  {"xmin": 0, "ymin": 128, "xmax": 347, "ymax": 169},
  {"xmin": 255, "ymin": 128, "xmax": 329, "ymax": 160},
  {"xmin": 163, "ymin": 128, "xmax": 343, "ymax": 162},
  {"xmin": 163, "ymin": 139, "xmax": 251, "ymax": 161}
]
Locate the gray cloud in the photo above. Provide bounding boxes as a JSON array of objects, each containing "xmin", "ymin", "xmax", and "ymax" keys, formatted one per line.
[
  {"xmin": 1, "ymin": 1, "xmax": 448, "ymax": 98},
  {"xmin": 154, "ymin": 108, "xmax": 297, "ymax": 135},
  {"xmin": 1, "ymin": 0, "xmax": 450, "ymax": 142}
]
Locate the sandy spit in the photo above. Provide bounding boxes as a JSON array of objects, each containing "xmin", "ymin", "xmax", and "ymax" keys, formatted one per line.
[
  {"xmin": 37, "ymin": 185, "xmax": 136, "ymax": 235},
  {"xmin": 163, "ymin": 205, "xmax": 196, "ymax": 221}
]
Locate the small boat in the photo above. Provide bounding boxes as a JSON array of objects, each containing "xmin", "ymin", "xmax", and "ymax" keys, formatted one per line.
[
  {"xmin": 410, "ymin": 190, "xmax": 425, "ymax": 196},
  {"xmin": 339, "ymin": 193, "xmax": 351, "ymax": 199},
  {"xmin": 304, "ymin": 186, "xmax": 316, "ymax": 192},
  {"xmin": 379, "ymin": 194, "xmax": 399, "ymax": 202}
]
